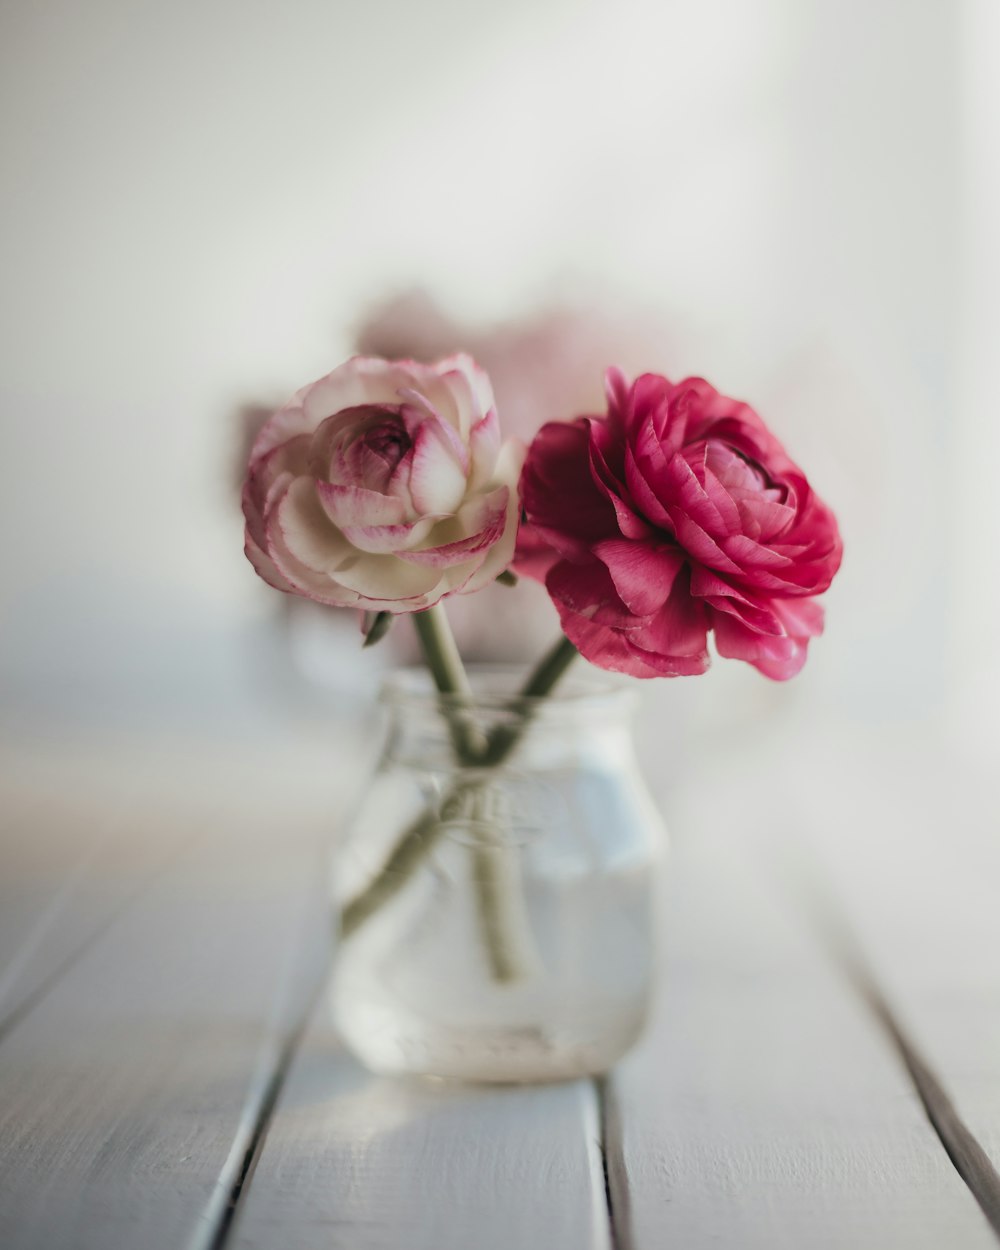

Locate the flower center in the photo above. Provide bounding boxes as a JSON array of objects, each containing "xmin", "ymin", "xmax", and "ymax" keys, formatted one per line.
[
  {"xmin": 347, "ymin": 411, "xmax": 412, "ymax": 493},
  {"xmin": 703, "ymin": 440, "xmax": 785, "ymax": 502}
]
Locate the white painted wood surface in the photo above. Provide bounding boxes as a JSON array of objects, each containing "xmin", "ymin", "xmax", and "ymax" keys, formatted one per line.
[
  {"xmin": 776, "ymin": 728, "xmax": 1000, "ymax": 1207},
  {"xmin": 0, "ymin": 731, "xmax": 365, "ymax": 1250},
  {"xmin": 0, "ymin": 743, "xmax": 194, "ymax": 1036},
  {"xmin": 606, "ymin": 722, "xmax": 998, "ymax": 1249},
  {"xmin": 232, "ymin": 1016, "xmax": 610, "ymax": 1250},
  {"xmin": 1, "ymin": 719, "xmax": 997, "ymax": 1249}
]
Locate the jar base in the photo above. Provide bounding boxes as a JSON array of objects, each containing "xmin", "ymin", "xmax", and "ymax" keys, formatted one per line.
[{"xmin": 331, "ymin": 991, "xmax": 647, "ymax": 1083}]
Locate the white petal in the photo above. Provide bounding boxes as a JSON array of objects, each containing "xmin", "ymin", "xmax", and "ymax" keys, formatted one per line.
[
  {"xmin": 250, "ymin": 400, "xmax": 314, "ymax": 463},
  {"xmin": 455, "ymin": 476, "xmax": 522, "ymax": 594},
  {"xmin": 340, "ymin": 516, "xmax": 437, "ymax": 555},
  {"xmin": 434, "ymin": 354, "xmax": 495, "ymax": 435},
  {"xmin": 467, "ymin": 408, "xmax": 501, "ymax": 491},
  {"xmin": 332, "ymin": 552, "xmax": 444, "ymax": 602},
  {"xmin": 273, "ymin": 478, "xmax": 354, "ymax": 574},
  {"xmin": 408, "ymin": 421, "xmax": 469, "ymax": 515},
  {"xmin": 316, "ymin": 481, "xmax": 407, "ymax": 529}
]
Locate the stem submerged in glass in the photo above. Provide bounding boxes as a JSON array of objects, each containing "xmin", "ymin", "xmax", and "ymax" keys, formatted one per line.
[{"xmin": 339, "ymin": 620, "xmax": 579, "ymax": 978}]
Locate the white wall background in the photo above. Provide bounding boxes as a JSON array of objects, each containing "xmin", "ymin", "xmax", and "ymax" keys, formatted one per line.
[{"xmin": 0, "ymin": 0, "xmax": 994, "ymax": 754}]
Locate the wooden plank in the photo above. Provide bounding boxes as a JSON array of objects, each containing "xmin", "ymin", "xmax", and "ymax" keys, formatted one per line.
[
  {"xmin": 772, "ymin": 725, "xmax": 1000, "ymax": 1233},
  {"xmin": 0, "ymin": 731, "xmax": 366, "ymax": 1250},
  {"xmin": 232, "ymin": 1003, "xmax": 611, "ymax": 1250},
  {"xmin": 605, "ymin": 731, "xmax": 996, "ymax": 1250},
  {"xmin": 0, "ymin": 764, "xmax": 193, "ymax": 1039}
]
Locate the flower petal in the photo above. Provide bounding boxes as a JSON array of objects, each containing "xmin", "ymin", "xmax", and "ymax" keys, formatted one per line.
[
  {"xmin": 711, "ymin": 609, "xmax": 810, "ymax": 680},
  {"xmin": 332, "ymin": 551, "xmax": 445, "ymax": 602},
  {"xmin": 521, "ymin": 419, "xmax": 618, "ymax": 556},
  {"xmin": 408, "ymin": 418, "xmax": 470, "ymax": 514},
  {"xmin": 435, "ymin": 353, "xmax": 495, "ymax": 435},
  {"xmin": 671, "ymin": 511, "xmax": 744, "ymax": 575},
  {"xmin": 316, "ymin": 481, "xmax": 407, "ymax": 529},
  {"xmin": 467, "ymin": 408, "xmax": 501, "ymax": 491},
  {"xmin": 513, "ymin": 524, "xmax": 560, "ymax": 582},
  {"xmin": 589, "ymin": 420, "xmax": 653, "ymax": 540},
  {"xmin": 630, "ymin": 573, "xmax": 710, "ymax": 660},
  {"xmin": 339, "ymin": 516, "xmax": 437, "ymax": 555},
  {"xmin": 546, "ymin": 559, "xmax": 637, "ymax": 630},
  {"xmin": 249, "ymin": 394, "xmax": 313, "ymax": 463},
  {"xmin": 689, "ymin": 567, "xmax": 783, "ymax": 635},
  {"xmin": 244, "ymin": 531, "xmax": 297, "ymax": 595},
  {"xmin": 593, "ymin": 538, "xmax": 685, "ymax": 616},
  {"xmin": 272, "ymin": 478, "xmax": 354, "ymax": 574},
  {"xmin": 399, "ymin": 486, "xmax": 509, "ymax": 568},
  {"xmin": 458, "ymin": 476, "xmax": 524, "ymax": 594},
  {"xmin": 623, "ymin": 444, "xmax": 674, "ymax": 530}
]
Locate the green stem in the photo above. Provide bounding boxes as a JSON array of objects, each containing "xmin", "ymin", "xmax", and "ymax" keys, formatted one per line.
[
  {"xmin": 479, "ymin": 635, "xmax": 579, "ymax": 767},
  {"xmin": 339, "ymin": 633, "xmax": 580, "ymax": 952},
  {"xmin": 409, "ymin": 605, "xmax": 532, "ymax": 981},
  {"xmin": 411, "ymin": 605, "xmax": 486, "ymax": 762},
  {"xmin": 521, "ymin": 634, "xmax": 582, "ymax": 699}
]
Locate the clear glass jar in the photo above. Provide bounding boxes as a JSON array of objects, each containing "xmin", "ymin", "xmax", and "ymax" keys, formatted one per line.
[{"xmin": 330, "ymin": 668, "xmax": 666, "ymax": 1082}]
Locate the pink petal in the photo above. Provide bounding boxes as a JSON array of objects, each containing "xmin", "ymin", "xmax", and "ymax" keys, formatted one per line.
[
  {"xmin": 629, "ymin": 575, "xmax": 710, "ymax": 660},
  {"xmin": 667, "ymin": 378, "xmax": 740, "ymax": 444},
  {"xmin": 711, "ymin": 610, "xmax": 810, "ymax": 680},
  {"xmin": 556, "ymin": 604, "xmax": 708, "ymax": 678},
  {"xmin": 593, "ymin": 538, "xmax": 684, "ymax": 616},
  {"xmin": 316, "ymin": 481, "xmax": 407, "ymax": 529},
  {"xmin": 513, "ymin": 524, "xmax": 560, "ymax": 582},
  {"xmin": 723, "ymin": 533, "xmax": 796, "ymax": 570},
  {"xmin": 545, "ymin": 559, "xmax": 638, "ymax": 631},
  {"xmin": 773, "ymin": 596, "xmax": 826, "ymax": 638},
  {"xmin": 670, "ymin": 511, "xmax": 744, "ymax": 575},
  {"xmin": 667, "ymin": 449, "xmax": 734, "ymax": 536},
  {"xmin": 735, "ymin": 496, "xmax": 796, "ymax": 542},
  {"xmin": 309, "ymin": 407, "xmax": 380, "ymax": 480},
  {"xmin": 604, "ymin": 366, "xmax": 630, "ymax": 413},
  {"xmin": 521, "ymin": 419, "xmax": 618, "ymax": 546},
  {"xmin": 589, "ymin": 421, "xmax": 653, "ymax": 540},
  {"xmin": 555, "ymin": 609, "xmax": 665, "ymax": 678},
  {"xmin": 623, "ymin": 444, "xmax": 674, "ymax": 530},
  {"xmin": 700, "ymin": 467, "xmax": 743, "ymax": 533},
  {"xmin": 689, "ymin": 567, "xmax": 783, "ymax": 635}
]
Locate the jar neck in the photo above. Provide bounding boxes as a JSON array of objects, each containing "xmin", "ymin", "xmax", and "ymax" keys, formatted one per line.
[{"xmin": 380, "ymin": 666, "xmax": 639, "ymax": 774}]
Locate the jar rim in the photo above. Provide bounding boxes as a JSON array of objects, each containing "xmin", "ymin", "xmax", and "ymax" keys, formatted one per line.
[{"xmin": 379, "ymin": 663, "xmax": 638, "ymax": 716}]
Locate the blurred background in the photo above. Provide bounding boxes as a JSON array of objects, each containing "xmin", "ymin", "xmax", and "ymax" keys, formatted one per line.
[{"xmin": 1, "ymin": 0, "xmax": 997, "ymax": 780}]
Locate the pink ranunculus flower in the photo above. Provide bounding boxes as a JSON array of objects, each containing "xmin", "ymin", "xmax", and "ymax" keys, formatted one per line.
[
  {"xmin": 243, "ymin": 356, "xmax": 523, "ymax": 612},
  {"xmin": 516, "ymin": 369, "xmax": 843, "ymax": 680}
]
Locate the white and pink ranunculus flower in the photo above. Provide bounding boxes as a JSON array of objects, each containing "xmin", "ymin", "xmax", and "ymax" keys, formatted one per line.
[{"xmin": 243, "ymin": 356, "xmax": 524, "ymax": 612}]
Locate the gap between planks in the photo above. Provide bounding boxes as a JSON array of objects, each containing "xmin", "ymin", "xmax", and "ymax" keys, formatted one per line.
[
  {"xmin": 597, "ymin": 1074, "xmax": 633, "ymax": 1250},
  {"xmin": 798, "ymin": 865, "xmax": 1000, "ymax": 1245},
  {"xmin": 194, "ymin": 971, "xmax": 329, "ymax": 1250}
]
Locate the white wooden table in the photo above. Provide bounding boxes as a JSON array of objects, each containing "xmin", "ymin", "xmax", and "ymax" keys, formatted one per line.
[{"xmin": 1, "ymin": 714, "xmax": 998, "ymax": 1249}]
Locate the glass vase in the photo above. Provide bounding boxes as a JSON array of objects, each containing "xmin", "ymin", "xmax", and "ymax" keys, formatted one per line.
[{"xmin": 330, "ymin": 667, "xmax": 666, "ymax": 1083}]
